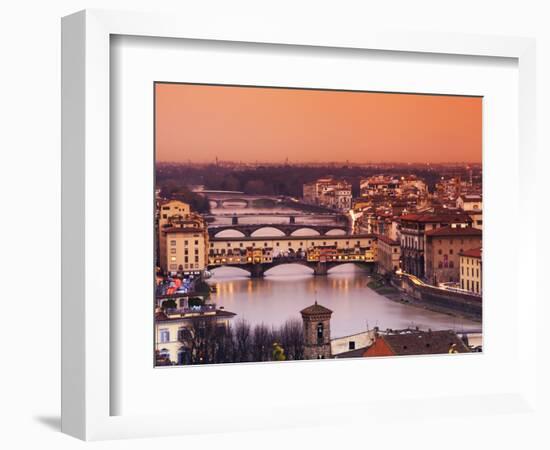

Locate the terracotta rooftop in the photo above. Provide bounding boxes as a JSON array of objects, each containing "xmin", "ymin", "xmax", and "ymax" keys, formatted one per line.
[
  {"xmin": 300, "ymin": 301, "xmax": 333, "ymax": 316},
  {"xmin": 425, "ymin": 226, "xmax": 482, "ymax": 237},
  {"xmin": 376, "ymin": 234, "xmax": 399, "ymax": 246},
  {"xmin": 460, "ymin": 247, "xmax": 482, "ymax": 258},
  {"xmin": 381, "ymin": 330, "xmax": 470, "ymax": 355},
  {"xmin": 400, "ymin": 213, "xmax": 471, "ymax": 223}
]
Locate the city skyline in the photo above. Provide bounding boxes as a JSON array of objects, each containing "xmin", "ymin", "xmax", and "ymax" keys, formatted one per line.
[{"xmin": 155, "ymin": 83, "xmax": 482, "ymax": 164}]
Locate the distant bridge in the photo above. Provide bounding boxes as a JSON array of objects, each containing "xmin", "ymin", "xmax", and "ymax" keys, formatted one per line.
[
  {"xmin": 208, "ymin": 223, "xmax": 350, "ymax": 238},
  {"xmin": 195, "ymin": 191, "xmax": 284, "ymax": 209}
]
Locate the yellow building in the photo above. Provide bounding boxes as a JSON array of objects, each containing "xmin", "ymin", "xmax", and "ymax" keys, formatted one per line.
[
  {"xmin": 459, "ymin": 247, "xmax": 482, "ymax": 295},
  {"xmin": 376, "ymin": 234, "xmax": 401, "ymax": 274},
  {"xmin": 155, "ymin": 306, "xmax": 236, "ymax": 365},
  {"xmin": 158, "ymin": 200, "xmax": 192, "ymax": 271},
  {"xmin": 164, "ymin": 218, "xmax": 208, "ymax": 275}
]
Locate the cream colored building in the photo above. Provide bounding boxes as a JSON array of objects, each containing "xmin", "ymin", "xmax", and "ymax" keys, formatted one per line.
[
  {"xmin": 158, "ymin": 200, "xmax": 192, "ymax": 271},
  {"xmin": 165, "ymin": 221, "xmax": 208, "ymax": 274},
  {"xmin": 459, "ymin": 247, "xmax": 482, "ymax": 295},
  {"xmin": 331, "ymin": 329, "xmax": 377, "ymax": 356},
  {"xmin": 376, "ymin": 234, "xmax": 401, "ymax": 274},
  {"xmin": 155, "ymin": 306, "xmax": 235, "ymax": 365}
]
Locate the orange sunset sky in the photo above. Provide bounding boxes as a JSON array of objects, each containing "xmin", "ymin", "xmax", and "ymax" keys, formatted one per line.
[{"xmin": 155, "ymin": 83, "xmax": 482, "ymax": 164}]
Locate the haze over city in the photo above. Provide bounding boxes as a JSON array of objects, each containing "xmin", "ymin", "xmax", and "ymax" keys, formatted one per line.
[{"xmin": 155, "ymin": 83, "xmax": 482, "ymax": 165}]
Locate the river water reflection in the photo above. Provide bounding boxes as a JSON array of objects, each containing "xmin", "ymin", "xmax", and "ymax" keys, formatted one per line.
[{"xmin": 207, "ymin": 265, "xmax": 481, "ymax": 338}]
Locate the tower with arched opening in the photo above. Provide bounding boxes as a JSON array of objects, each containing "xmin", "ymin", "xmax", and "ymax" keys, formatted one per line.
[{"xmin": 300, "ymin": 301, "xmax": 333, "ymax": 359}]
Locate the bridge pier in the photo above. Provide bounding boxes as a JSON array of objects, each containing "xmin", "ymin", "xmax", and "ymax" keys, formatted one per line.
[
  {"xmin": 313, "ymin": 262, "xmax": 328, "ymax": 276},
  {"xmin": 249, "ymin": 264, "xmax": 265, "ymax": 278}
]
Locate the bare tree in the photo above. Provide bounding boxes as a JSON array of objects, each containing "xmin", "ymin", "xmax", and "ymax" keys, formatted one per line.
[
  {"xmin": 251, "ymin": 323, "xmax": 272, "ymax": 362},
  {"xmin": 279, "ymin": 318, "xmax": 305, "ymax": 360},
  {"xmin": 233, "ymin": 319, "xmax": 252, "ymax": 362}
]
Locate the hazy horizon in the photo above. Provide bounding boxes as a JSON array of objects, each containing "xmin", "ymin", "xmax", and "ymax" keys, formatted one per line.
[{"xmin": 155, "ymin": 83, "xmax": 482, "ymax": 164}]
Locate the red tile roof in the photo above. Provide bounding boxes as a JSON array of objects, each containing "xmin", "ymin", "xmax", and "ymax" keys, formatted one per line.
[
  {"xmin": 300, "ymin": 302, "xmax": 333, "ymax": 316},
  {"xmin": 425, "ymin": 226, "xmax": 482, "ymax": 237},
  {"xmin": 400, "ymin": 213, "xmax": 471, "ymax": 224},
  {"xmin": 376, "ymin": 234, "xmax": 399, "ymax": 245},
  {"xmin": 459, "ymin": 247, "xmax": 482, "ymax": 258}
]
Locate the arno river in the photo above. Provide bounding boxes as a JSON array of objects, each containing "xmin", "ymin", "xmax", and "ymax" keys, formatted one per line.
[{"xmin": 206, "ymin": 201, "xmax": 480, "ymax": 338}]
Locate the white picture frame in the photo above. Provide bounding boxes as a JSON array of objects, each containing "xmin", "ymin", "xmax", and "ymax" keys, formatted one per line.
[{"xmin": 61, "ymin": 9, "xmax": 538, "ymax": 441}]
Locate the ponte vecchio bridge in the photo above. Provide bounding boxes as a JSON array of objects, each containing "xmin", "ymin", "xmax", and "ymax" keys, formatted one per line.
[{"xmin": 207, "ymin": 234, "xmax": 378, "ymax": 277}]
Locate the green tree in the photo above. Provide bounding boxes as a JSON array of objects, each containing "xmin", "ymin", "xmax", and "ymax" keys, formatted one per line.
[{"xmin": 272, "ymin": 342, "xmax": 286, "ymax": 361}]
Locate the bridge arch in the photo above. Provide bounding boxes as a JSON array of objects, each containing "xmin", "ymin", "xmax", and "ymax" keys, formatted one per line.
[
  {"xmin": 220, "ymin": 198, "xmax": 249, "ymax": 208},
  {"xmin": 250, "ymin": 226, "xmax": 287, "ymax": 237},
  {"xmin": 209, "ymin": 266, "xmax": 252, "ymax": 277},
  {"xmin": 212, "ymin": 229, "xmax": 247, "ymax": 238},
  {"xmin": 324, "ymin": 228, "xmax": 347, "ymax": 236},
  {"xmin": 263, "ymin": 261, "xmax": 314, "ymax": 276},
  {"xmin": 289, "ymin": 227, "xmax": 322, "ymax": 236}
]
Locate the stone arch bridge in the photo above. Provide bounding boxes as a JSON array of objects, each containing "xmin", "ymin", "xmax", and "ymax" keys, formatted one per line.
[
  {"xmin": 208, "ymin": 224, "xmax": 349, "ymax": 238},
  {"xmin": 209, "ymin": 257, "xmax": 375, "ymax": 278}
]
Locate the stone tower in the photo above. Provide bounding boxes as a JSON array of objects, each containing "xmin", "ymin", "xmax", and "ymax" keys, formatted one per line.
[{"xmin": 300, "ymin": 301, "xmax": 333, "ymax": 359}]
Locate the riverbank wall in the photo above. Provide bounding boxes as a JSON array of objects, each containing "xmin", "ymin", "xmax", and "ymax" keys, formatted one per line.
[{"xmin": 393, "ymin": 275, "xmax": 482, "ymax": 319}]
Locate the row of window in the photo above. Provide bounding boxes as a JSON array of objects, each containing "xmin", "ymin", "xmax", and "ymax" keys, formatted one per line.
[
  {"xmin": 213, "ymin": 240, "xmax": 372, "ymax": 249},
  {"xmin": 463, "ymin": 257, "xmax": 481, "ymax": 266},
  {"xmin": 170, "ymin": 240, "xmax": 200, "ymax": 246},
  {"xmin": 438, "ymin": 248, "xmax": 463, "ymax": 255},
  {"xmin": 169, "ymin": 263, "xmax": 198, "ymax": 270},
  {"xmin": 462, "ymin": 266, "xmax": 480, "ymax": 278},
  {"xmin": 461, "ymin": 279, "xmax": 481, "ymax": 294}
]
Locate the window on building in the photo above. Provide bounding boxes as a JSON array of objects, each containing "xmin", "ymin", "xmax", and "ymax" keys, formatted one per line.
[
  {"xmin": 170, "ymin": 248, "xmax": 176, "ymax": 254},
  {"xmin": 317, "ymin": 323, "xmax": 324, "ymax": 343},
  {"xmin": 194, "ymin": 240, "xmax": 199, "ymax": 245},
  {"xmin": 438, "ymin": 249, "xmax": 442, "ymax": 255},
  {"xmin": 349, "ymin": 341, "xmax": 356, "ymax": 350},
  {"xmin": 184, "ymin": 240, "xmax": 188, "ymax": 246},
  {"xmin": 195, "ymin": 256, "xmax": 199, "ymax": 263},
  {"xmin": 159, "ymin": 329, "xmax": 170, "ymax": 343},
  {"xmin": 170, "ymin": 240, "xmax": 176, "ymax": 246},
  {"xmin": 449, "ymin": 249, "xmax": 453, "ymax": 255},
  {"xmin": 169, "ymin": 264, "xmax": 177, "ymax": 270}
]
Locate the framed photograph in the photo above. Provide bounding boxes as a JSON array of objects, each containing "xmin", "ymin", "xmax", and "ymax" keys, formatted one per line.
[{"xmin": 62, "ymin": 9, "xmax": 537, "ymax": 441}]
